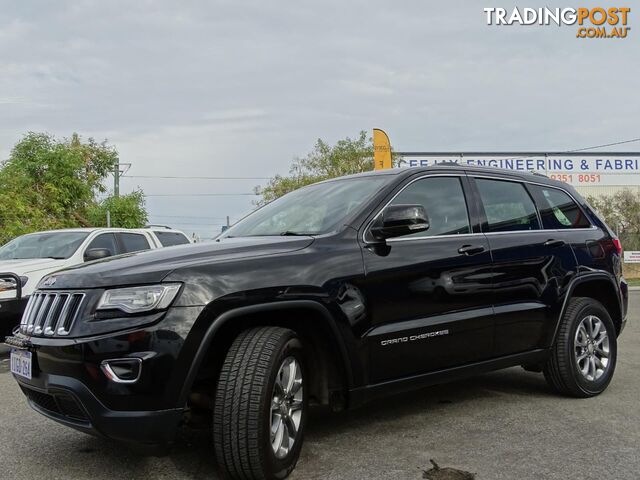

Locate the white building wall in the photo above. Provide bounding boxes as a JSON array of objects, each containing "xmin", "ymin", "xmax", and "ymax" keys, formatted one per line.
[{"xmin": 575, "ymin": 185, "xmax": 640, "ymax": 198}]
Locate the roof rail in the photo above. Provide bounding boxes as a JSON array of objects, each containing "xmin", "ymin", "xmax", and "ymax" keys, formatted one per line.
[
  {"xmin": 530, "ymin": 171, "xmax": 548, "ymax": 178},
  {"xmin": 145, "ymin": 224, "xmax": 172, "ymax": 229}
]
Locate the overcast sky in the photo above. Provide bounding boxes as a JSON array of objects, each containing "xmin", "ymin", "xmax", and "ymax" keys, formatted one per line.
[{"xmin": 1, "ymin": 0, "xmax": 638, "ymax": 238}]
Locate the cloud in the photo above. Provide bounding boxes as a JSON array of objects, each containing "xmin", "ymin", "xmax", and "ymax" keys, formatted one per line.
[{"xmin": 0, "ymin": 0, "xmax": 637, "ymax": 237}]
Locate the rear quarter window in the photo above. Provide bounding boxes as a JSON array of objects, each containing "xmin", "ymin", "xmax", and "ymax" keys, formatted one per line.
[
  {"xmin": 529, "ymin": 185, "xmax": 591, "ymax": 229},
  {"xmin": 154, "ymin": 231, "xmax": 191, "ymax": 247}
]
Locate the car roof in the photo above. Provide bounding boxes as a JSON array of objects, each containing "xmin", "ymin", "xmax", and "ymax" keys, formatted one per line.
[
  {"xmin": 327, "ymin": 164, "xmax": 569, "ymax": 189},
  {"xmin": 19, "ymin": 227, "xmax": 187, "ymax": 236}
]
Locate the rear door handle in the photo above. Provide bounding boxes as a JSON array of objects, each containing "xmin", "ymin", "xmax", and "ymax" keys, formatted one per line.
[
  {"xmin": 458, "ymin": 245, "xmax": 485, "ymax": 256},
  {"xmin": 544, "ymin": 239, "xmax": 566, "ymax": 247}
]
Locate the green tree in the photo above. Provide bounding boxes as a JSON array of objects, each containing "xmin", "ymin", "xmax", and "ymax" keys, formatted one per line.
[
  {"xmin": 86, "ymin": 191, "xmax": 148, "ymax": 228},
  {"xmin": 0, "ymin": 132, "xmax": 147, "ymax": 244},
  {"xmin": 587, "ymin": 189, "xmax": 640, "ymax": 250},
  {"xmin": 255, "ymin": 131, "xmax": 397, "ymax": 205}
]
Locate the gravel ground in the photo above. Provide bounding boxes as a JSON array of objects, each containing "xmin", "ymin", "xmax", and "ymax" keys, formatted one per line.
[{"xmin": 1, "ymin": 294, "xmax": 638, "ymax": 480}]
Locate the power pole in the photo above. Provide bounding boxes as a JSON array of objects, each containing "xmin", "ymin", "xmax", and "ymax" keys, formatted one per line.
[
  {"xmin": 226, "ymin": 216, "xmax": 231, "ymax": 228},
  {"xmin": 113, "ymin": 159, "xmax": 120, "ymax": 198}
]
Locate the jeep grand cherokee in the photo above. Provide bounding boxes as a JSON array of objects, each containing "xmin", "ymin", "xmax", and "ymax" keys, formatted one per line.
[{"xmin": 5, "ymin": 165, "xmax": 628, "ymax": 480}]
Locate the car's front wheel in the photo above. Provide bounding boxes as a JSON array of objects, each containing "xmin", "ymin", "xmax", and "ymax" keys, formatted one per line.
[
  {"xmin": 214, "ymin": 326, "xmax": 307, "ymax": 480},
  {"xmin": 544, "ymin": 297, "xmax": 617, "ymax": 397}
]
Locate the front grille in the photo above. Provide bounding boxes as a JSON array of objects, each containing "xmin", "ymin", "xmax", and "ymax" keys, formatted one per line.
[
  {"xmin": 21, "ymin": 386, "xmax": 89, "ymax": 422},
  {"xmin": 20, "ymin": 291, "xmax": 85, "ymax": 337}
]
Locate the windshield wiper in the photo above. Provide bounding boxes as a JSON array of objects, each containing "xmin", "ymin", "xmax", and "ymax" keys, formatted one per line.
[
  {"xmin": 220, "ymin": 232, "xmax": 315, "ymax": 238},
  {"xmin": 279, "ymin": 231, "xmax": 315, "ymax": 236}
]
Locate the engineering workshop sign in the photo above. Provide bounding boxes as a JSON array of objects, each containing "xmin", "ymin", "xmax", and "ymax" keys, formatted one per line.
[{"xmin": 397, "ymin": 152, "xmax": 640, "ymax": 187}]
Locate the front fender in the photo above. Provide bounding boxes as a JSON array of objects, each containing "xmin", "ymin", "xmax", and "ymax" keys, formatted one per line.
[{"xmin": 175, "ymin": 299, "xmax": 355, "ymax": 406}]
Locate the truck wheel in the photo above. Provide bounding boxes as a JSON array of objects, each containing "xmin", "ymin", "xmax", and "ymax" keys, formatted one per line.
[
  {"xmin": 544, "ymin": 297, "xmax": 617, "ymax": 398},
  {"xmin": 213, "ymin": 327, "xmax": 307, "ymax": 480}
]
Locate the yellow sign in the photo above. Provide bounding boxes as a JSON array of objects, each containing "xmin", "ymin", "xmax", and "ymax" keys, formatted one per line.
[{"xmin": 373, "ymin": 128, "xmax": 392, "ymax": 170}]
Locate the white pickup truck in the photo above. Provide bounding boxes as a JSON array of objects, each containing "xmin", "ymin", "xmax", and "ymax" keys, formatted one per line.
[{"xmin": 0, "ymin": 227, "xmax": 192, "ymax": 336}]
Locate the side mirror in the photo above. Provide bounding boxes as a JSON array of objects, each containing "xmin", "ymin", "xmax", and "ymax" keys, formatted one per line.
[
  {"xmin": 84, "ymin": 248, "xmax": 113, "ymax": 262},
  {"xmin": 370, "ymin": 204, "xmax": 430, "ymax": 241}
]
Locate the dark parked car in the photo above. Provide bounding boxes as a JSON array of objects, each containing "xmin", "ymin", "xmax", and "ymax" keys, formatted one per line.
[{"xmin": 6, "ymin": 165, "xmax": 628, "ymax": 480}]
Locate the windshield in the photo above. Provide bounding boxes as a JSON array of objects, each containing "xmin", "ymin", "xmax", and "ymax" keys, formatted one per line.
[
  {"xmin": 0, "ymin": 232, "xmax": 90, "ymax": 260},
  {"xmin": 225, "ymin": 176, "xmax": 390, "ymax": 237}
]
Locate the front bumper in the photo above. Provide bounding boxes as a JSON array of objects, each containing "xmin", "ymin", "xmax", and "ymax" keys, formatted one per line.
[
  {"xmin": 6, "ymin": 304, "xmax": 205, "ymax": 446},
  {"xmin": 15, "ymin": 373, "xmax": 183, "ymax": 445}
]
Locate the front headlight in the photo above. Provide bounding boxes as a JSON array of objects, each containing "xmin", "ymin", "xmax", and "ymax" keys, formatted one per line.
[
  {"xmin": 0, "ymin": 276, "xmax": 27, "ymax": 292},
  {"xmin": 97, "ymin": 284, "xmax": 181, "ymax": 314},
  {"xmin": 0, "ymin": 279, "xmax": 15, "ymax": 292}
]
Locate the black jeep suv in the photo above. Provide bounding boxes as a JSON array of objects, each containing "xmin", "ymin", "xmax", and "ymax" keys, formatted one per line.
[{"xmin": 6, "ymin": 165, "xmax": 628, "ymax": 480}]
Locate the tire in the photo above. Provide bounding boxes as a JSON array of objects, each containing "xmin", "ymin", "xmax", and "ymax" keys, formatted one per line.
[
  {"xmin": 544, "ymin": 297, "xmax": 617, "ymax": 398},
  {"xmin": 213, "ymin": 327, "xmax": 307, "ymax": 480}
]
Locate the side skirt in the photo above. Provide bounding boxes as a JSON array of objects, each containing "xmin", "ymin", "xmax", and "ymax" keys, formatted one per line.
[{"xmin": 348, "ymin": 349, "xmax": 550, "ymax": 408}]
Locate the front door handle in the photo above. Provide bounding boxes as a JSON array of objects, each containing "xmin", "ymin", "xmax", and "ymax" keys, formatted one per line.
[
  {"xmin": 458, "ymin": 245, "xmax": 485, "ymax": 256},
  {"xmin": 544, "ymin": 239, "xmax": 566, "ymax": 248}
]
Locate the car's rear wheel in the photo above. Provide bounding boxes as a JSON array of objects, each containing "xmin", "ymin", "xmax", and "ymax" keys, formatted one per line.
[
  {"xmin": 213, "ymin": 326, "xmax": 307, "ymax": 480},
  {"xmin": 544, "ymin": 297, "xmax": 617, "ymax": 397}
]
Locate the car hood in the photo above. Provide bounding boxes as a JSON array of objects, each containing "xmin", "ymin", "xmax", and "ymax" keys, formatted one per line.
[
  {"xmin": 0, "ymin": 258, "xmax": 68, "ymax": 276},
  {"xmin": 38, "ymin": 236, "xmax": 315, "ymax": 290}
]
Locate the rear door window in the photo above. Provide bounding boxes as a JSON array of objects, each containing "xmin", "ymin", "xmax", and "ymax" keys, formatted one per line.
[
  {"xmin": 475, "ymin": 179, "xmax": 540, "ymax": 232},
  {"xmin": 529, "ymin": 185, "xmax": 591, "ymax": 229},
  {"xmin": 154, "ymin": 231, "xmax": 191, "ymax": 247},
  {"xmin": 118, "ymin": 233, "xmax": 151, "ymax": 253}
]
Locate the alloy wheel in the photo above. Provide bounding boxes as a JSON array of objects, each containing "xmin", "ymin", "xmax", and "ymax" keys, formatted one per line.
[
  {"xmin": 574, "ymin": 315, "xmax": 610, "ymax": 382},
  {"xmin": 270, "ymin": 356, "xmax": 304, "ymax": 459}
]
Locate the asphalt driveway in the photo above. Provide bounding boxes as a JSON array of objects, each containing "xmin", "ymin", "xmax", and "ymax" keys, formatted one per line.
[{"xmin": 1, "ymin": 294, "xmax": 638, "ymax": 480}]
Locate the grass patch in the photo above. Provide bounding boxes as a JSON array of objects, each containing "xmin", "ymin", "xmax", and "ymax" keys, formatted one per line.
[{"xmin": 627, "ymin": 278, "xmax": 640, "ymax": 287}]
